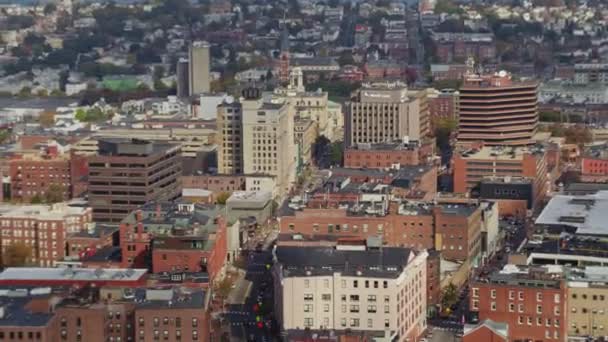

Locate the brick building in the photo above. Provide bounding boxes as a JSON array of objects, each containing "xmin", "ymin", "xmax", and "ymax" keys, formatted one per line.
[
  {"xmin": 120, "ymin": 202, "xmax": 228, "ymax": 282},
  {"xmin": 430, "ymin": 64, "xmax": 468, "ymax": 81},
  {"xmin": 427, "ymin": 89, "xmax": 458, "ymax": 131},
  {"xmin": 65, "ymin": 225, "xmax": 118, "ymax": 258},
  {"xmin": 344, "ymin": 141, "xmax": 434, "ymax": 168},
  {"xmin": 469, "ymin": 265, "xmax": 567, "ymax": 342},
  {"xmin": 279, "ymin": 201, "xmax": 482, "ymax": 262},
  {"xmin": 88, "ymin": 139, "xmax": 182, "ymax": 223},
  {"xmin": 181, "ymin": 174, "xmax": 246, "ymax": 195},
  {"xmin": 0, "ymin": 283, "xmax": 210, "ymax": 342},
  {"xmin": 452, "ymin": 145, "xmax": 549, "ymax": 209},
  {"xmin": 431, "ymin": 32, "xmax": 496, "ymax": 63},
  {"xmin": 8, "ymin": 145, "xmax": 88, "ymax": 202},
  {"xmin": 0, "ymin": 203, "xmax": 92, "ymax": 266}
]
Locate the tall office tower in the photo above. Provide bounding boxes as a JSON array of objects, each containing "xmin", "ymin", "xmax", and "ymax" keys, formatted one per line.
[
  {"xmin": 241, "ymin": 89, "xmax": 296, "ymax": 197},
  {"xmin": 458, "ymin": 70, "xmax": 539, "ymax": 146},
  {"xmin": 217, "ymin": 99, "xmax": 243, "ymax": 174},
  {"xmin": 188, "ymin": 41, "xmax": 210, "ymax": 95},
  {"xmin": 88, "ymin": 139, "xmax": 182, "ymax": 223},
  {"xmin": 345, "ymin": 82, "xmax": 430, "ymax": 147},
  {"xmin": 176, "ymin": 58, "xmax": 190, "ymax": 98}
]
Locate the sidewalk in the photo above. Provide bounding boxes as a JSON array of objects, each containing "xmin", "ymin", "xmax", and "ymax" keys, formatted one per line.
[{"xmin": 226, "ymin": 269, "xmax": 252, "ymax": 305}]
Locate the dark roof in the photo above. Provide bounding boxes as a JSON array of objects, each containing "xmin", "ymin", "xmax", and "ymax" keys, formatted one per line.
[
  {"xmin": 564, "ymin": 183, "xmax": 608, "ymax": 195},
  {"xmin": 134, "ymin": 288, "xmax": 206, "ymax": 310},
  {"xmin": 69, "ymin": 225, "xmax": 118, "ymax": 239},
  {"xmin": 276, "ymin": 246, "xmax": 412, "ymax": 278},
  {"xmin": 82, "ymin": 246, "xmax": 122, "ymax": 263}
]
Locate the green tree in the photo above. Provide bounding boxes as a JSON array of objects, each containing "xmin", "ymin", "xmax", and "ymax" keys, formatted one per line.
[
  {"xmin": 216, "ymin": 192, "xmax": 231, "ymax": 205},
  {"xmin": 337, "ymin": 51, "xmax": 355, "ymax": 66},
  {"xmin": 441, "ymin": 283, "xmax": 458, "ymax": 310},
  {"xmin": 215, "ymin": 277, "xmax": 233, "ymax": 299},
  {"xmin": 329, "ymin": 142, "xmax": 344, "ymax": 166},
  {"xmin": 44, "ymin": 184, "xmax": 66, "ymax": 204},
  {"xmin": 75, "ymin": 108, "xmax": 87, "ymax": 121},
  {"xmin": 2, "ymin": 242, "xmax": 32, "ymax": 267},
  {"xmin": 0, "ymin": 129, "xmax": 10, "ymax": 144},
  {"xmin": 18, "ymin": 86, "xmax": 31, "ymax": 97},
  {"xmin": 30, "ymin": 194, "xmax": 43, "ymax": 204}
]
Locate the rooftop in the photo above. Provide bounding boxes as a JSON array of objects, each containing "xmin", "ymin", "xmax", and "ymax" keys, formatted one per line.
[
  {"xmin": 535, "ymin": 191, "xmax": 608, "ymax": 236},
  {"xmin": 457, "ymin": 144, "xmax": 546, "ymax": 160},
  {"xmin": 0, "ymin": 267, "xmax": 147, "ymax": 282},
  {"xmin": 347, "ymin": 141, "xmax": 421, "ymax": 151},
  {"xmin": 96, "ymin": 138, "xmax": 180, "ymax": 157},
  {"xmin": 275, "ymin": 245, "xmax": 415, "ymax": 278},
  {"xmin": 226, "ymin": 191, "xmax": 272, "ymax": 206},
  {"xmin": 477, "ymin": 264, "xmax": 565, "ymax": 288},
  {"xmin": 0, "ymin": 203, "xmax": 89, "ymax": 220},
  {"xmin": 132, "ymin": 287, "xmax": 206, "ymax": 310}
]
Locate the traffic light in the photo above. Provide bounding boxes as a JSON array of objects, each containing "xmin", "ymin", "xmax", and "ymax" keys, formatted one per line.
[
  {"xmin": 253, "ymin": 304, "xmax": 259, "ymax": 312},
  {"xmin": 257, "ymin": 321, "xmax": 264, "ymax": 329}
]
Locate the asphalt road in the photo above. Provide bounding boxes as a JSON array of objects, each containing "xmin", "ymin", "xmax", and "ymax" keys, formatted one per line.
[{"xmin": 223, "ymin": 232, "xmax": 278, "ymax": 341}]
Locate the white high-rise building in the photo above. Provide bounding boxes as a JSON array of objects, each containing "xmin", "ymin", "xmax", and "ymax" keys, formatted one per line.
[
  {"xmin": 273, "ymin": 244, "xmax": 428, "ymax": 341},
  {"xmin": 241, "ymin": 93, "xmax": 296, "ymax": 198},
  {"xmin": 188, "ymin": 41, "xmax": 210, "ymax": 95}
]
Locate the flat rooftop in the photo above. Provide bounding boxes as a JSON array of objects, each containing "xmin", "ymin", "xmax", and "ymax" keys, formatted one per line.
[
  {"xmin": 535, "ymin": 191, "xmax": 608, "ymax": 236},
  {"xmin": 458, "ymin": 144, "xmax": 545, "ymax": 160},
  {"xmin": 0, "ymin": 267, "xmax": 147, "ymax": 282},
  {"xmin": 0, "ymin": 203, "xmax": 89, "ymax": 220},
  {"xmin": 276, "ymin": 245, "xmax": 414, "ymax": 278},
  {"xmin": 479, "ymin": 264, "xmax": 564, "ymax": 288}
]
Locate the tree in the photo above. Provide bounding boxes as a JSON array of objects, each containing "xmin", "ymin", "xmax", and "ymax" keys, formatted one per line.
[
  {"xmin": 215, "ymin": 277, "xmax": 233, "ymax": 299},
  {"xmin": 44, "ymin": 184, "xmax": 66, "ymax": 204},
  {"xmin": 216, "ymin": 192, "xmax": 231, "ymax": 205},
  {"xmin": 2, "ymin": 242, "xmax": 32, "ymax": 267},
  {"xmin": 18, "ymin": 86, "xmax": 31, "ymax": 97},
  {"xmin": 329, "ymin": 141, "xmax": 344, "ymax": 166},
  {"xmin": 441, "ymin": 283, "xmax": 458, "ymax": 310},
  {"xmin": 30, "ymin": 194, "xmax": 43, "ymax": 204},
  {"xmin": 337, "ymin": 51, "xmax": 355, "ymax": 66}
]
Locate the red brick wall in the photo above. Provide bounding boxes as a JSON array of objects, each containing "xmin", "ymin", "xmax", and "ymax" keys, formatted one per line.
[
  {"xmin": 9, "ymin": 157, "xmax": 71, "ymax": 202},
  {"xmin": 135, "ymin": 308, "xmax": 209, "ymax": 342},
  {"xmin": 152, "ymin": 249, "xmax": 211, "ymax": 274},
  {"xmin": 120, "ymin": 220, "xmax": 151, "ymax": 269},
  {"xmin": 582, "ymin": 157, "xmax": 608, "ymax": 177},
  {"xmin": 344, "ymin": 148, "xmax": 421, "ymax": 168},
  {"xmin": 470, "ymin": 282, "xmax": 567, "ymax": 342}
]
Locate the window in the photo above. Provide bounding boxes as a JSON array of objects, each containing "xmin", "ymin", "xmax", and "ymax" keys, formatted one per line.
[
  {"xmin": 176, "ymin": 318, "xmax": 181, "ymax": 328},
  {"xmin": 546, "ymin": 318, "xmax": 551, "ymax": 327},
  {"xmin": 192, "ymin": 318, "xmax": 198, "ymax": 327},
  {"xmin": 472, "ymin": 300, "xmax": 479, "ymax": 310},
  {"xmin": 304, "ymin": 304, "xmax": 313, "ymax": 313},
  {"xmin": 383, "ymin": 281, "xmax": 388, "ymax": 288},
  {"xmin": 518, "ymin": 291, "xmax": 524, "ymax": 300},
  {"xmin": 340, "ymin": 318, "xmax": 346, "ymax": 327},
  {"xmin": 537, "ymin": 305, "xmax": 542, "ymax": 314},
  {"xmin": 365, "ymin": 280, "xmax": 369, "ymax": 288},
  {"xmin": 304, "ymin": 294, "xmax": 313, "ymax": 301},
  {"xmin": 491, "ymin": 302, "xmax": 496, "ymax": 311},
  {"xmin": 509, "ymin": 303, "xmax": 515, "ymax": 312},
  {"xmin": 367, "ymin": 319, "xmax": 373, "ymax": 328},
  {"xmin": 353, "ymin": 280, "xmax": 358, "ymax": 288},
  {"xmin": 518, "ymin": 316, "xmax": 523, "ymax": 325},
  {"xmin": 163, "ymin": 317, "xmax": 169, "ymax": 325},
  {"xmin": 384, "ymin": 305, "xmax": 389, "ymax": 313},
  {"xmin": 490, "ymin": 289, "xmax": 496, "ymax": 299},
  {"xmin": 350, "ymin": 305, "xmax": 360, "ymax": 313},
  {"xmin": 527, "ymin": 317, "xmax": 532, "ymax": 326},
  {"xmin": 384, "ymin": 319, "xmax": 390, "ymax": 328},
  {"xmin": 368, "ymin": 295, "xmax": 377, "ymax": 302},
  {"xmin": 537, "ymin": 292, "xmax": 543, "ymax": 302},
  {"xmin": 554, "ymin": 294, "xmax": 561, "ymax": 303},
  {"xmin": 518, "ymin": 304, "xmax": 524, "ymax": 313},
  {"xmin": 537, "ymin": 317, "xmax": 542, "ymax": 326},
  {"xmin": 153, "ymin": 317, "xmax": 159, "ymax": 327},
  {"xmin": 350, "ymin": 318, "xmax": 360, "ymax": 327},
  {"xmin": 350, "ymin": 295, "xmax": 359, "ymax": 301},
  {"xmin": 341, "ymin": 280, "xmax": 346, "ymax": 288},
  {"xmin": 324, "ymin": 279, "xmax": 329, "ymax": 288},
  {"xmin": 139, "ymin": 318, "xmax": 144, "ymax": 327},
  {"xmin": 322, "ymin": 294, "xmax": 331, "ymax": 301},
  {"xmin": 192, "ymin": 331, "xmax": 198, "ymax": 341},
  {"xmin": 554, "ymin": 306, "xmax": 560, "ymax": 315},
  {"xmin": 367, "ymin": 305, "xmax": 377, "ymax": 313},
  {"xmin": 472, "ymin": 288, "xmax": 479, "ymax": 298},
  {"xmin": 304, "ymin": 318, "xmax": 313, "ymax": 327},
  {"xmin": 324, "ymin": 304, "xmax": 330, "ymax": 312},
  {"xmin": 509, "ymin": 291, "xmax": 514, "ymax": 300},
  {"xmin": 304, "ymin": 280, "xmax": 310, "ymax": 288}
]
